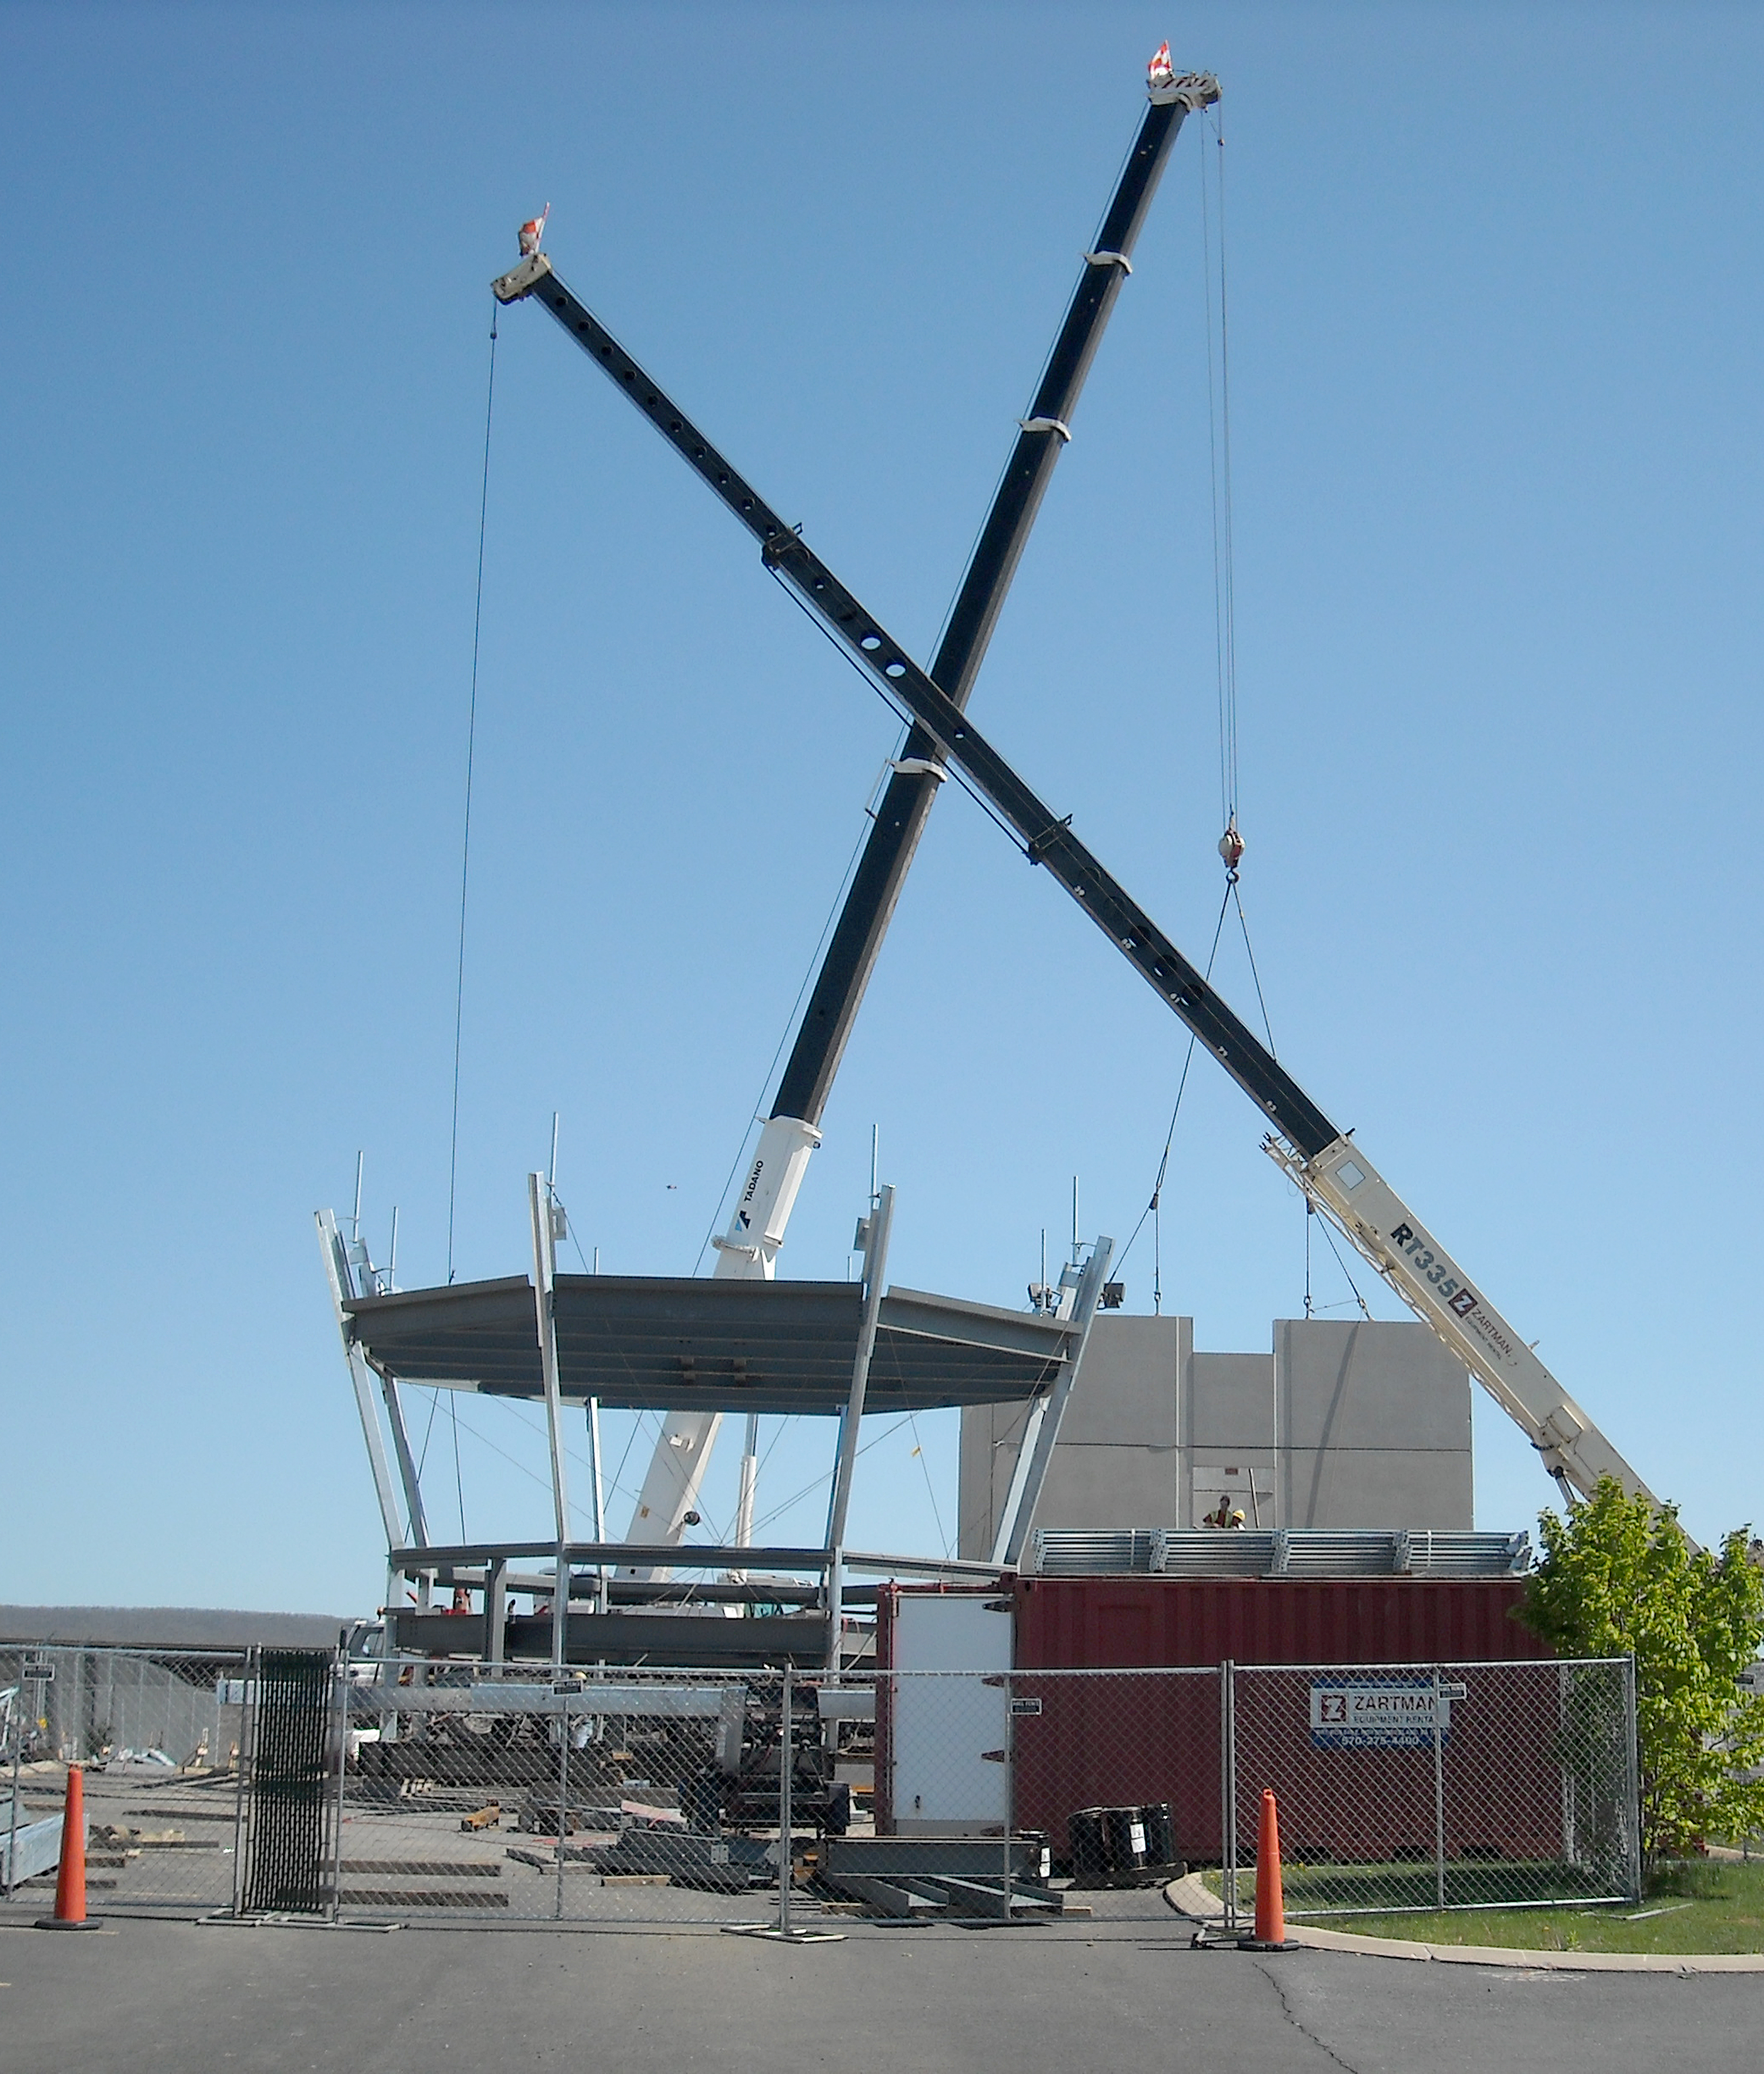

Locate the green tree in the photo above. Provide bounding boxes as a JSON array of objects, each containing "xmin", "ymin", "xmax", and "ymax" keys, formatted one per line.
[{"xmin": 1522, "ymin": 1477, "xmax": 1764, "ymax": 1863}]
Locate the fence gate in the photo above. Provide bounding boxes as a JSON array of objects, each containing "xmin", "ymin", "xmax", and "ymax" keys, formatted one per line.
[{"xmin": 241, "ymin": 1649, "xmax": 336, "ymax": 1914}]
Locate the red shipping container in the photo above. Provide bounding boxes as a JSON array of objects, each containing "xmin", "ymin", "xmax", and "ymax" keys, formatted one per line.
[
  {"xmin": 877, "ymin": 1579, "xmax": 1558, "ymax": 1866},
  {"xmin": 1014, "ymin": 1578, "xmax": 1552, "ymax": 1864}
]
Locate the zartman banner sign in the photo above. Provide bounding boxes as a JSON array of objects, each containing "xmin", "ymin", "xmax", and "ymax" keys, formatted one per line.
[{"xmin": 1309, "ymin": 1679, "xmax": 1463, "ymax": 1749}]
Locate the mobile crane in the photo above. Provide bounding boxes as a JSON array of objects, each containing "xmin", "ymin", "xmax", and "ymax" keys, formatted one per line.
[
  {"xmin": 492, "ymin": 59, "xmax": 1653, "ymax": 1513},
  {"xmin": 603, "ymin": 51, "xmax": 1220, "ymax": 1558}
]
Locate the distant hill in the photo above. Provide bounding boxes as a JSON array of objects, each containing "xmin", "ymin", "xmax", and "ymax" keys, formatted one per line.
[{"xmin": 0, "ymin": 1605, "xmax": 353, "ymax": 1649}]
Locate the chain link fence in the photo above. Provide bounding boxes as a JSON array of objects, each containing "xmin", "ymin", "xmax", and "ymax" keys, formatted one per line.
[
  {"xmin": 334, "ymin": 1661, "xmax": 856, "ymax": 1926},
  {"xmin": 1221, "ymin": 1658, "xmax": 1641, "ymax": 1924},
  {"xmin": 4, "ymin": 1645, "xmax": 1639, "ymax": 1928},
  {"xmin": 1, "ymin": 1645, "xmax": 254, "ymax": 1915}
]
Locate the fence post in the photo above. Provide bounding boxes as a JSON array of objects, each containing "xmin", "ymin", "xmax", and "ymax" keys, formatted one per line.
[
  {"xmin": 328, "ymin": 1646, "xmax": 347, "ymax": 1922},
  {"xmin": 777, "ymin": 1665, "xmax": 793, "ymax": 1936},
  {"xmin": 230, "ymin": 1646, "xmax": 254, "ymax": 1916},
  {"xmin": 1431, "ymin": 1665, "xmax": 1446, "ymax": 1910},
  {"xmin": 1624, "ymin": 1654, "xmax": 1642, "ymax": 1900},
  {"xmin": 4, "ymin": 1661, "xmax": 22, "ymax": 1900},
  {"xmin": 1220, "ymin": 1660, "xmax": 1237, "ymax": 1933},
  {"xmin": 555, "ymin": 1687, "xmax": 571, "ymax": 1922}
]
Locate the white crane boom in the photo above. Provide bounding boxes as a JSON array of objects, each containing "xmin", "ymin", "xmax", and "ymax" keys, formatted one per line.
[
  {"xmin": 619, "ymin": 1115, "xmax": 819, "ymax": 1573},
  {"xmin": 1267, "ymin": 1135, "xmax": 1653, "ymax": 1504}
]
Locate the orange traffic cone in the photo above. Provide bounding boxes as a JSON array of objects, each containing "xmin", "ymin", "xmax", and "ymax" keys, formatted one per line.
[
  {"xmin": 1242, "ymin": 1788, "xmax": 1289, "ymax": 1949},
  {"xmin": 34, "ymin": 1764, "xmax": 99, "ymax": 1931}
]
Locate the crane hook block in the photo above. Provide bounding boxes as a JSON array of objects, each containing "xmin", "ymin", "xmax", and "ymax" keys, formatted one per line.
[{"xmin": 1218, "ymin": 821, "xmax": 1245, "ymax": 873}]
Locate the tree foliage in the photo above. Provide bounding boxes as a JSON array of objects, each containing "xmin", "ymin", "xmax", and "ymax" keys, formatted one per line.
[{"xmin": 1522, "ymin": 1477, "xmax": 1764, "ymax": 1862}]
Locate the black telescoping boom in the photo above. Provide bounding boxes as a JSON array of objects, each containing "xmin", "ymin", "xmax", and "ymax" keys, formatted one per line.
[{"xmin": 769, "ymin": 76, "xmax": 1215, "ymax": 1128}]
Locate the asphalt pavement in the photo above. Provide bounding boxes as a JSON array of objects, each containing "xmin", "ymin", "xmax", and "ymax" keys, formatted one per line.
[{"xmin": 1, "ymin": 1913, "xmax": 1759, "ymax": 2072}]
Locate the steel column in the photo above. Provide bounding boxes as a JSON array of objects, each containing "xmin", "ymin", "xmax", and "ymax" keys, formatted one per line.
[
  {"xmin": 315, "ymin": 1211, "xmax": 405, "ymax": 1549},
  {"xmin": 486, "ymin": 1558, "xmax": 509, "ymax": 1666},
  {"xmin": 824, "ymin": 1187, "xmax": 894, "ymax": 1670},
  {"xmin": 990, "ymin": 1239, "xmax": 1114, "ymax": 1568},
  {"xmin": 528, "ymin": 1172, "xmax": 573, "ymax": 1671},
  {"xmin": 377, "ymin": 1374, "xmax": 429, "ymax": 1549}
]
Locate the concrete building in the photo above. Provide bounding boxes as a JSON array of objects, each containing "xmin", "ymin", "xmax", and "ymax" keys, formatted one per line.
[{"xmin": 958, "ymin": 1316, "xmax": 1473, "ymax": 1559}]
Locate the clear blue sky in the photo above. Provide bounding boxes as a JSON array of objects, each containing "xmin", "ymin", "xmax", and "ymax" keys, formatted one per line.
[{"xmin": 3, "ymin": 2, "xmax": 1759, "ymax": 1614}]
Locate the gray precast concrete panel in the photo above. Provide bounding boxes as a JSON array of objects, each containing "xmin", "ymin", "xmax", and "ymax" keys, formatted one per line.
[
  {"xmin": 1277, "ymin": 1319, "xmax": 1473, "ymax": 1452},
  {"xmin": 1057, "ymin": 1315, "xmax": 1184, "ymax": 1447},
  {"xmin": 957, "ymin": 1315, "xmax": 1476, "ymax": 1554},
  {"xmin": 1275, "ymin": 1318, "xmax": 1472, "ymax": 1529},
  {"xmin": 958, "ymin": 1319, "xmax": 1190, "ymax": 1555}
]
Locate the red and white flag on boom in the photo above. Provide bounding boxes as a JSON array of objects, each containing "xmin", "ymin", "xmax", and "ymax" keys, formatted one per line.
[
  {"xmin": 518, "ymin": 204, "xmax": 550, "ymax": 258},
  {"xmin": 1147, "ymin": 42, "xmax": 1175, "ymax": 92}
]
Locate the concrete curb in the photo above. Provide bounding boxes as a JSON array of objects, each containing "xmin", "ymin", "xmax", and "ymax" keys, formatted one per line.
[{"xmin": 1159, "ymin": 1876, "xmax": 1764, "ymax": 1973}]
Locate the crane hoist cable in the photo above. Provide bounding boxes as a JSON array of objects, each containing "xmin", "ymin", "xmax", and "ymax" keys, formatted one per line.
[
  {"xmin": 1197, "ymin": 95, "xmax": 1272, "ymax": 1053},
  {"xmin": 1204, "ymin": 114, "xmax": 1348, "ymax": 1324},
  {"xmin": 1320, "ymin": 1211, "xmax": 1374, "ymax": 1321},
  {"xmin": 446, "ymin": 300, "xmax": 501, "ymax": 1287},
  {"xmin": 1111, "ymin": 877, "xmax": 1231, "ymax": 1308},
  {"xmin": 1200, "ymin": 104, "xmax": 1241, "ymax": 864},
  {"xmin": 425, "ymin": 300, "xmax": 503, "ymax": 1549},
  {"xmin": 1305, "ymin": 1195, "xmax": 1374, "ymax": 1322},
  {"xmin": 1120, "ymin": 108, "xmax": 1269, "ymax": 1313}
]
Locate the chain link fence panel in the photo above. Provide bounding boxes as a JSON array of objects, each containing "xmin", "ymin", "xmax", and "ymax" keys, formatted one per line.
[
  {"xmin": 1224, "ymin": 1656, "xmax": 1639, "ymax": 1923},
  {"xmin": 873, "ymin": 1666, "xmax": 1217, "ymax": 1925},
  {"xmin": 1, "ymin": 1644, "xmax": 255, "ymax": 1916},
  {"xmin": 336, "ymin": 1660, "xmax": 858, "ymax": 1926}
]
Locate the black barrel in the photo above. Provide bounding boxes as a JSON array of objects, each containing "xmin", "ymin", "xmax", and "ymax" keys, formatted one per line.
[
  {"xmin": 1067, "ymin": 1807, "xmax": 1112, "ymax": 1886},
  {"xmin": 1138, "ymin": 1801, "xmax": 1177, "ymax": 1869},
  {"xmin": 1101, "ymin": 1805, "xmax": 1150, "ymax": 1875}
]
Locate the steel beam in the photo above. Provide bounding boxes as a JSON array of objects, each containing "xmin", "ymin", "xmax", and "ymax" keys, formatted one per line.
[
  {"xmin": 315, "ymin": 1210, "xmax": 405, "ymax": 1549},
  {"xmin": 385, "ymin": 1538, "xmax": 1002, "ymax": 1581},
  {"xmin": 527, "ymin": 1171, "xmax": 572, "ymax": 1670},
  {"xmin": 824, "ymin": 1185, "xmax": 894, "ymax": 1671},
  {"xmin": 991, "ymin": 1239, "xmax": 1114, "ymax": 1568},
  {"xmin": 377, "ymin": 1375, "xmax": 429, "ymax": 1549},
  {"xmin": 390, "ymin": 1539, "xmax": 833, "ymax": 1572},
  {"xmin": 486, "ymin": 1557, "xmax": 509, "ymax": 1667},
  {"xmin": 583, "ymin": 1398, "xmax": 607, "ymax": 1613}
]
